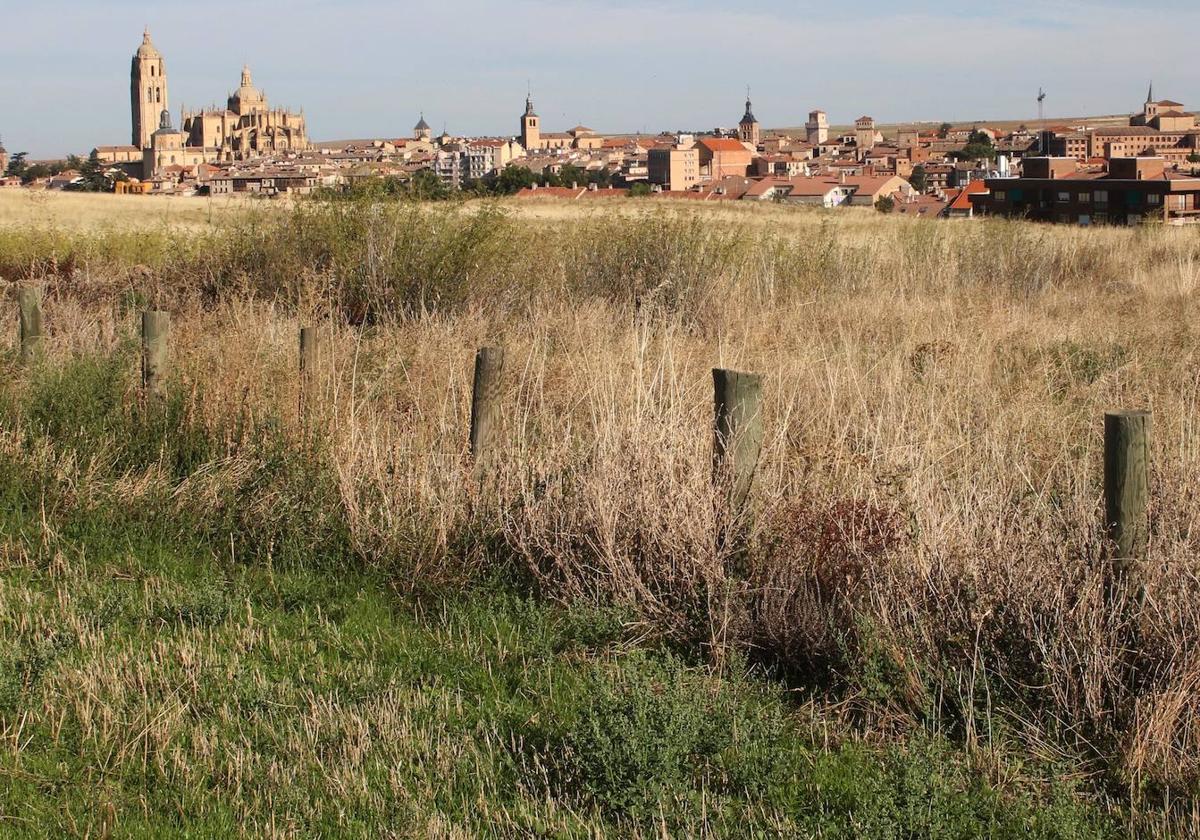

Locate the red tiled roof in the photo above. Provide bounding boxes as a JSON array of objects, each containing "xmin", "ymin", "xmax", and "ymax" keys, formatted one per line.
[
  {"xmin": 698, "ymin": 137, "xmax": 750, "ymax": 153},
  {"xmin": 948, "ymin": 180, "xmax": 988, "ymax": 211}
]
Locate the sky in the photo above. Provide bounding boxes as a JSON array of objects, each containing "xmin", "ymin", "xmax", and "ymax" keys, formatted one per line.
[{"xmin": 2, "ymin": 0, "xmax": 1198, "ymax": 158}]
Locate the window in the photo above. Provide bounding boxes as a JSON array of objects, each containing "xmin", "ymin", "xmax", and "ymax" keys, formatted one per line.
[
  {"xmin": 1094, "ymin": 190, "xmax": 1108, "ymax": 204},
  {"xmin": 993, "ymin": 191, "xmax": 1006, "ymax": 201},
  {"xmin": 1079, "ymin": 193, "xmax": 1091, "ymax": 203},
  {"xmin": 1058, "ymin": 192, "xmax": 1071, "ymax": 203},
  {"xmin": 1147, "ymin": 193, "xmax": 1161, "ymax": 205}
]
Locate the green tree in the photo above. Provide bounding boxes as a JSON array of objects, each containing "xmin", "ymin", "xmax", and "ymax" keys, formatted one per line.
[
  {"xmin": 937, "ymin": 122, "xmax": 953, "ymax": 139},
  {"xmin": 875, "ymin": 195, "xmax": 895, "ymax": 213},
  {"xmin": 909, "ymin": 164, "xmax": 928, "ymax": 193},
  {"xmin": 588, "ymin": 168, "xmax": 613, "ymax": 188},
  {"xmin": 951, "ymin": 130, "xmax": 997, "ymax": 162},
  {"xmin": 1188, "ymin": 152, "xmax": 1200, "ymax": 164},
  {"xmin": 555, "ymin": 164, "xmax": 588, "ymax": 188},
  {"xmin": 405, "ymin": 168, "xmax": 450, "ymax": 200},
  {"xmin": 629, "ymin": 182, "xmax": 653, "ymax": 197},
  {"xmin": 490, "ymin": 165, "xmax": 537, "ymax": 195},
  {"xmin": 76, "ymin": 150, "xmax": 113, "ymax": 192},
  {"xmin": 5, "ymin": 151, "xmax": 28, "ymax": 178}
]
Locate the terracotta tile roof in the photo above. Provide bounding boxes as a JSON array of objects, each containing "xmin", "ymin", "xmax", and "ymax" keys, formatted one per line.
[
  {"xmin": 744, "ymin": 177, "xmax": 788, "ymax": 197},
  {"xmin": 785, "ymin": 176, "xmax": 842, "ymax": 196},
  {"xmin": 948, "ymin": 180, "xmax": 987, "ymax": 211},
  {"xmin": 698, "ymin": 137, "xmax": 751, "ymax": 153}
]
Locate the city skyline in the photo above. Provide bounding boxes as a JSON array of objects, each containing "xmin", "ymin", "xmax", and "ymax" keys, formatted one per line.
[{"xmin": 2, "ymin": 0, "xmax": 1199, "ymax": 157}]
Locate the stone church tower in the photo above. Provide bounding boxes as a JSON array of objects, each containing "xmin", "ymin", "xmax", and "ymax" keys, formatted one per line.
[
  {"xmin": 738, "ymin": 91, "xmax": 760, "ymax": 147},
  {"xmin": 131, "ymin": 28, "xmax": 168, "ymax": 150},
  {"xmin": 520, "ymin": 93, "xmax": 540, "ymax": 151}
]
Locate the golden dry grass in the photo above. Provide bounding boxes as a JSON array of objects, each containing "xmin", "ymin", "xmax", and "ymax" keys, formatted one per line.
[
  {"xmin": 0, "ymin": 188, "xmax": 252, "ymax": 232},
  {"xmin": 6, "ymin": 197, "xmax": 1200, "ymax": 827}
]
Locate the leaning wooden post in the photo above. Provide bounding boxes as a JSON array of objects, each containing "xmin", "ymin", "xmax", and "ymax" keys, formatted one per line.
[
  {"xmin": 1104, "ymin": 410, "xmax": 1150, "ymax": 578},
  {"xmin": 18, "ymin": 285, "xmax": 44, "ymax": 363},
  {"xmin": 469, "ymin": 347, "xmax": 505, "ymax": 462},
  {"xmin": 140, "ymin": 310, "xmax": 170, "ymax": 397},
  {"xmin": 712, "ymin": 368, "xmax": 764, "ymax": 513},
  {"xmin": 299, "ymin": 326, "xmax": 318, "ymax": 415}
]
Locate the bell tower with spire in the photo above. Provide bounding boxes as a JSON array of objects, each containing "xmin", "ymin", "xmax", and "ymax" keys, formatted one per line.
[
  {"xmin": 131, "ymin": 27, "xmax": 168, "ymax": 150},
  {"xmin": 520, "ymin": 90, "xmax": 541, "ymax": 151},
  {"xmin": 738, "ymin": 87, "xmax": 760, "ymax": 146}
]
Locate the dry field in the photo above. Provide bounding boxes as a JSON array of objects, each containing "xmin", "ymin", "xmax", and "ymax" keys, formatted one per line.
[{"xmin": 4, "ymin": 193, "xmax": 1200, "ymax": 834}]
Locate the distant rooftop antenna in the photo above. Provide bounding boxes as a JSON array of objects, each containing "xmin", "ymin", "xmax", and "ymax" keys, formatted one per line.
[{"xmin": 1037, "ymin": 87, "xmax": 1046, "ymax": 128}]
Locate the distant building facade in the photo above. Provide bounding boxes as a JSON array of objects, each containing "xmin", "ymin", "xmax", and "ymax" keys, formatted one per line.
[
  {"xmin": 127, "ymin": 30, "xmax": 308, "ymax": 180},
  {"xmin": 648, "ymin": 146, "xmax": 700, "ymax": 191},
  {"xmin": 973, "ymin": 157, "xmax": 1200, "ymax": 225},
  {"xmin": 738, "ymin": 94, "xmax": 760, "ymax": 146},
  {"xmin": 805, "ymin": 110, "xmax": 829, "ymax": 145}
]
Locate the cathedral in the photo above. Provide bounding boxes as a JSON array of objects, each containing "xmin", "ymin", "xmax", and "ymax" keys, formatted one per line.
[{"xmin": 130, "ymin": 29, "xmax": 309, "ymax": 179}]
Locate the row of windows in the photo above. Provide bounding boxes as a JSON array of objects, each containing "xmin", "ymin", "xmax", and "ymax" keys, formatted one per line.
[{"xmin": 994, "ymin": 189, "xmax": 1169, "ymax": 206}]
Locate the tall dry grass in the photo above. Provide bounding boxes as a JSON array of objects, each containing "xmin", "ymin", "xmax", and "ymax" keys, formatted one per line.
[{"xmin": 6, "ymin": 197, "xmax": 1200, "ymax": 814}]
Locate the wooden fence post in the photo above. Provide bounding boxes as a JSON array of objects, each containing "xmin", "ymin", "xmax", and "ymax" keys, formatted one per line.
[
  {"xmin": 1104, "ymin": 409, "xmax": 1150, "ymax": 577},
  {"xmin": 141, "ymin": 310, "xmax": 170, "ymax": 397},
  {"xmin": 712, "ymin": 367, "xmax": 764, "ymax": 512},
  {"xmin": 469, "ymin": 347, "xmax": 504, "ymax": 461},
  {"xmin": 299, "ymin": 326, "xmax": 318, "ymax": 414},
  {"xmin": 18, "ymin": 285, "xmax": 44, "ymax": 363}
]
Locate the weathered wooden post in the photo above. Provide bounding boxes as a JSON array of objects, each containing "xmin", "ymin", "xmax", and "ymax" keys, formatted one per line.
[
  {"xmin": 141, "ymin": 310, "xmax": 170, "ymax": 397},
  {"xmin": 469, "ymin": 347, "xmax": 504, "ymax": 462},
  {"xmin": 1104, "ymin": 410, "xmax": 1150, "ymax": 577},
  {"xmin": 712, "ymin": 367, "xmax": 764, "ymax": 512},
  {"xmin": 18, "ymin": 285, "xmax": 44, "ymax": 363},
  {"xmin": 299, "ymin": 326, "xmax": 318, "ymax": 414}
]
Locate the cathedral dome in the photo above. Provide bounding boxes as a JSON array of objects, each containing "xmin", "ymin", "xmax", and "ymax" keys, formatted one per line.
[
  {"xmin": 153, "ymin": 109, "xmax": 176, "ymax": 135},
  {"xmin": 136, "ymin": 28, "xmax": 161, "ymax": 59}
]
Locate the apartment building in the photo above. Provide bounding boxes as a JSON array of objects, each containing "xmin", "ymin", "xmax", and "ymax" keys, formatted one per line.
[
  {"xmin": 972, "ymin": 157, "xmax": 1200, "ymax": 225},
  {"xmin": 648, "ymin": 146, "xmax": 700, "ymax": 191}
]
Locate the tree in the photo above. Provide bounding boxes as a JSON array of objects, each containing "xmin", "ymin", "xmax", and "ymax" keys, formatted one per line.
[
  {"xmin": 909, "ymin": 164, "xmax": 928, "ymax": 193},
  {"xmin": 587, "ymin": 167, "xmax": 613, "ymax": 188},
  {"xmin": 554, "ymin": 164, "xmax": 588, "ymax": 188},
  {"xmin": 1188, "ymin": 152, "xmax": 1200, "ymax": 164},
  {"xmin": 5, "ymin": 151, "xmax": 27, "ymax": 178},
  {"xmin": 937, "ymin": 122, "xmax": 953, "ymax": 139},
  {"xmin": 875, "ymin": 195, "xmax": 895, "ymax": 213},
  {"xmin": 951, "ymin": 129, "xmax": 997, "ymax": 162},
  {"xmin": 77, "ymin": 150, "xmax": 112, "ymax": 192},
  {"xmin": 629, "ymin": 182, "xmax": 653, "ymax": 197},
  {"xmin": 489, "ymin": 165, "xmax": 537, "ymax": 195},
  {"xmin": 404, "ymin": 168, "xmax": 450, "ymax": 200}
]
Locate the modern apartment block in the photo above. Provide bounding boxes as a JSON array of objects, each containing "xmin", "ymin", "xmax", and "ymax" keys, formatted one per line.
[
  {"xmin": 648, "ymin": 146, "xmax": 700, "ymax": 191},
  {"xmin": 972, "ymin": 157, "xmax": 1200, "ymax": 225}
]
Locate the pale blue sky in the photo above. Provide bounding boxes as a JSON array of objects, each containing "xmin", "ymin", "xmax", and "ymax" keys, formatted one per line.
[{"xmin": 1, "ymin": 0, "xmax": 1196, "ymax": 157}]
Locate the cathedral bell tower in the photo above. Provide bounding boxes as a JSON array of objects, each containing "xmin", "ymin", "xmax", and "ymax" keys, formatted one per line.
[
  {"xmin": 131, "ymin": 28, "xmax": 169, "ymax": 150},
  {"xmin": 520, "ymin": 93, "xmax": 540, "ymax": 151}
]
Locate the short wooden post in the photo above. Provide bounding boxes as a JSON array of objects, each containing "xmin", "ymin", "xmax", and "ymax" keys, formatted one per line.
[
  {"xmin": 299, "ymin": 326, "xmax": 318, "ymax": 414},
  {"xmin": 141, "ymin": 310, "xmax": 170, "ymax": 397},
  {"xmin": 469, "ymin": 347, "xmax": 504, "ymax": 461},
  {"xmin": 18, "ymin": 285, "xmax": 44, "ymax": 363},
  {"xmin": 1104, "ymin": 410, "xmax": 1150, "ymax": 576},
  {"xmin": 712, "ymin": 368, "xmax": 764, "ymax": 512}
]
